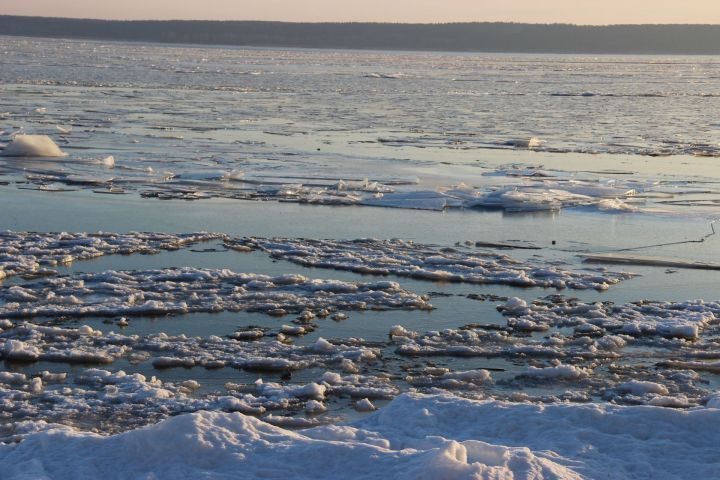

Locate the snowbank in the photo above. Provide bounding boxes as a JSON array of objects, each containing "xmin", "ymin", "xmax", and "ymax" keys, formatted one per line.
[
  {"xmin": 1, "ymin": 394, "xmax": 718, "ymax": 479},
  {"xmin": 1, "ymin": 135, "xmax": 67, "ymax": 157}
]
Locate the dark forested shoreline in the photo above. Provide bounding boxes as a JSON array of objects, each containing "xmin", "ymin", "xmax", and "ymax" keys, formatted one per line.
[{"xmin": 2, "ymin": 15, "xmax": 720, "ymax": 54}]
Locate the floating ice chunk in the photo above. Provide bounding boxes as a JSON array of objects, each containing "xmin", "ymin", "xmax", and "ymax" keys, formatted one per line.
[
  {"xmin": 178, "ymin": 170, "xmax": 231, "ymax": 181},
  {"xmin": 354, "ymin": 398, "xmax": 376, "ymax": 412},
  {"xmin": 335, "ymin": 179, "xmax": 393, "ymax": 193},
  {"xmin": 2, "ymin": 339, "xmax": 40, "ymax": 362},
  {"xmin": 659, "ymin": 360, "xmax": 720, "ymax": 373},
  {"xmin": 281, "ymin": 324, "xmax": 307, "ymax": 335},
  {"xmin": 255, "ymin": 379, "xmax": 326, "ymax": 400},
  {"xmin": 596, "ymin": 198, "xmax": 638, "ymax": 212},
  {"xmin": 310, "ymin": 338, "xmax": 336, "ymax": 353},
  {"xmin": 181, "ymin": 380, "xmax": 201, "ymax": 390},
  {"xmin": 321, "ymin": 372, "xmax": 343, "ymax": 385},
  {"xmin": 29, "ymin": 377, "xmax": 43, "ymax": 394},
  {"xmin": 364, "ymin": 72, "xmax": 405, "ymax": 79},
  {"xmin": 583, "ymin": 253, "xmax": 720, "ymax": 271},
  {"xmin": 617, "ymin": 381, "xmax": 669, "ymax": 396},
  {"xmin": 524, "ymin": 364, "xmax": 591, "ymax": 380},
  {"xmin": 389, "ymin": 325, "xmax": 417, "ymax": 338},
  {"xmin": 153, "ymin": 356, "xmax": 195, "ymax": 369},
  {"xmin": 2, "ymin": 135, "xmax": 67, "ymax": 157},
  {"xmin": 0, "ymin": 372, "xmax": 27, "ymax": 384},
  {"xmin": 648, "ymin": 396, "xmax": 693, "ymax": 408},
  {"xmin": 360, "ymin": 191, "xmax": 458, "ymax": 211},
  {"xmin": 595, "ymin": 335, "xmax": 627, "ymax": 350},
  {"xmin": 341, "ymin": 359, "xmax": 359, "ymax": 373},
  {"xmin": 40, "ymin": 371, "xmax": 67, "ymax": 382},
  {"xmin": 100, "ymin": 155, "xmax": 115, "ymax": 168},
  {"xmin": 510, "ymin": 318, "xmax": 550, "ymax": 331},
  {"xmin": 56, "ymin": 126, "xmax": 72, "ymax": 134},
  {"xmin": 406, "ymin": 369, "xmax": 492, "ymax": 389},
  {"xmin": 505, "ymin": 137, "xmax": 545, "ymax": 148},
  {"xmin": 77, "ymin": 325, "xmax": 97, "ymax": 336},
  {"xmin": 305, "ymin": 400, "xmax": 327, "ymax": 414},
  {"xmin": 231, "ymin": 330, "xmax": 265, "ymax": 341},
  {"xmin": 503, "ymin": 297, "xmax": 529, "ymax": 314}
]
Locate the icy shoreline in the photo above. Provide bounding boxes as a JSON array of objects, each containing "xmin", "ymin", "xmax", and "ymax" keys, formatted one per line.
[
  {"xmin": 1, "ymin": 393, "xmax": 718, "ymax": 480},
  {"xmin": 0, "ymin": 230, "xmax": 718, "ymax": 443}
]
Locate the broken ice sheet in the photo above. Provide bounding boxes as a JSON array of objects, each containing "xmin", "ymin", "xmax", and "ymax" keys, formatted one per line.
[
  {"xmin": 232, "ymin": 237, "xmax": 635, "ymax": 290},
  {"xmin": 0, "ymin": 268, "xmax": 431, "ymax": 319},
  {"xmin": 0, "ymin": 231, "xmax": 227, "ymax": 280}
]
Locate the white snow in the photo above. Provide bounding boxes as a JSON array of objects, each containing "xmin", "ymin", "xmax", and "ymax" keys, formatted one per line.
[
  {"xmin": 1, "ymin": 135, "xmax": 67, "ymax": 157},
  {"xmin": 1, "ymin": 393, "xmax": 719, "ymax": 479},
  {"xmin": 524, "ymin": 364, "xmax": 592, "ymax": 380},
  {"xmin": 100, "ymin": 155, "xmax": 115, "ymax": 168},
  {"xmin": 617, "ymin": 380, "xmax": 670, "ymax": 396},
  {"xmin": 354, "ymin": 398, "xmax": 376, "ymax": 411}
]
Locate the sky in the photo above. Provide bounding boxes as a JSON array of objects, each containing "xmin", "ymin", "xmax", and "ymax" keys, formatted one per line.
[{"xmin": 1, "ymin": 0, "xmax": 719, "ymax": 24}]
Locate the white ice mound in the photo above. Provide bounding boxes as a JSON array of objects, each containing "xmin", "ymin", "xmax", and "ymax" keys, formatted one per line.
[
  {"xmin": 3, "ymin": 394, "xmax": 720, "ymax": 480},
  {"xmin": 1, "ymin": 135, "xmax": 67, "ymax": 157}
]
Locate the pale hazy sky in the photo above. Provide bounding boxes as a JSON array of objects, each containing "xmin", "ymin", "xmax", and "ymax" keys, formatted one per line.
[{"xmin": 2, "ymin": 0, "xmax": 719, "ymax": 24}]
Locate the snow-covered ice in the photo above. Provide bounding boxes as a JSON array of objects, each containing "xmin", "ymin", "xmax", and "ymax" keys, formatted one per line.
[
  {"xmin": 0, "ymin": 268, "xmax": 430, "ymax": 319},
  {"xmin": 234, "ymin": 237, "xmax": 634, "ymax": 290},
  {"xmin": 0, "ymin": 231, "xmax": 226, "ymax": 279}
]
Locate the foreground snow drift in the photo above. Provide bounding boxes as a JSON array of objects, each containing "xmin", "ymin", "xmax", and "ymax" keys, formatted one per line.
[{"xmin": 1, "ymin": 393, "xmax": 718, "ymax": 480}]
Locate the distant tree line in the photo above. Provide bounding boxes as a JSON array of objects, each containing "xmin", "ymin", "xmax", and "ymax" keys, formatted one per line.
[{"xmin": 1, "ymin": 15, "xmax": 720, "ymax": 54}]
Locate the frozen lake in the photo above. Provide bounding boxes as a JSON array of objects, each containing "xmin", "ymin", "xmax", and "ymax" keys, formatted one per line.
[{"xmin": 0, "ymin": 35, "xmax": 719, "ymax": 479}]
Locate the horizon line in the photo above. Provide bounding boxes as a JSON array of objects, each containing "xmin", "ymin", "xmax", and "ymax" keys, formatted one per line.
[{"xmin": 2, "ymin": 15, "xmax": 720, "ymax": 27}]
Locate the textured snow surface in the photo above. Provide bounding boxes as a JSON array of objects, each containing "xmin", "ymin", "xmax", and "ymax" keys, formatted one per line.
[
  {"xmin": 1, "ymin": 394, "xmax": 719, "ymax": 480},
  {"xmin": 234, "ymin": 237, "xmax": 634, "ymax": 290}
]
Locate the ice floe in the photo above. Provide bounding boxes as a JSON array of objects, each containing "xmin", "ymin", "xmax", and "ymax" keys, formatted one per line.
[
  {"xmin": 0, "ymin": 231, "xmax": 226, "ymax": 280},
  {"xmin": 0, "ymin": 268, "xmax": 431, "ymax": 319},
  {"xmin": 234, "ymin": 237, "xmax": 634, "ymax": 290}
]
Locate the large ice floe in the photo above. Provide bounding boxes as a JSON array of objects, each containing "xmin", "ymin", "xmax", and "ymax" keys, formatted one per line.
[
  {"xmin": 0, "ymin": 231, "xmax": 227, "ymax": 280},
  {"xmin": 1, "ymin": 393, "xmax": 719, "ymax": 480},
  {"xmin": 393, "ymin": 295, "xmax": 720, "ymax": 364},
  {"xmin": 232, "ymin": 237, "xmax": 634, "ymax": 290},
  {"xmin": 0, "ymin": 268, "xmax": 430, "ymax": 319}
]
